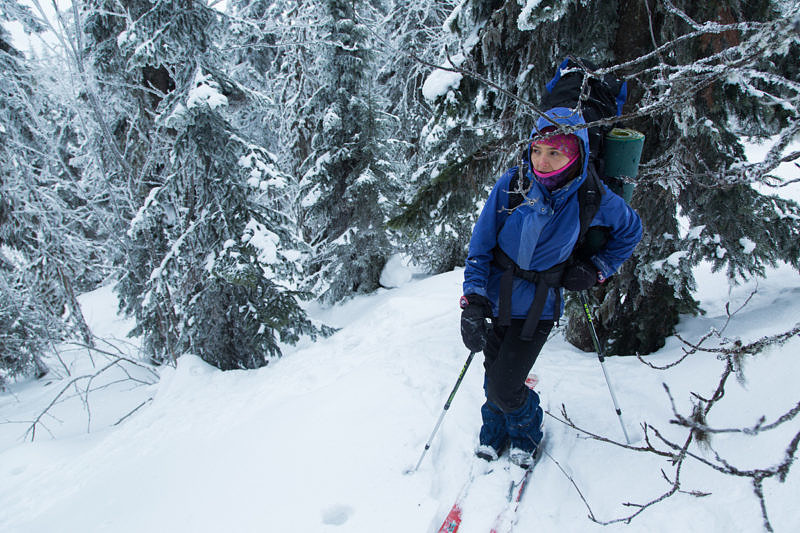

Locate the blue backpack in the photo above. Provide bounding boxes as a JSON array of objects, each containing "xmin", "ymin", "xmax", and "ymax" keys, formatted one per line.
[{"xmin": 508, "ymin": 56, "xmax": 629, "ymax": 254}]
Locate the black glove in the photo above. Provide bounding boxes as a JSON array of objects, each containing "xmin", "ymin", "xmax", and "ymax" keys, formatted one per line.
[
  {"xmin": 460, "ymin": 294, "xmax": 492, "ymax": 352},
  {"xmin": 562, "ymin": 260, "xmax": 600, "ymax": 291}
]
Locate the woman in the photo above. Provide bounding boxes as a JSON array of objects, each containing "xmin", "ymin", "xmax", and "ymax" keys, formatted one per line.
[{"xmin": 459, "ymin": 107, "xmax": 642, "ymax": 468}]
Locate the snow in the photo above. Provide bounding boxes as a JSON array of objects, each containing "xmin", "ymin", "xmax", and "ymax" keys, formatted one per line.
[
  {"xmin": 379, "ymin": 254, "xmax": 425, "ymax": 288},
  {"xmin": 651, "ymin": 250, "xmax": 689, "ymax": 271},
  {"xmin": 518, "ymin": 0, "xmax": 545, "ymax": 23},
  {"xmin": 187, "ymin": 71, "xmax": 228, "ymax": 111},
  {"xmin": 323, "ymin": 107, "xmax": 342, "ymax": 133},
  {"xmin": 442, "ymin": 0, "xmax": 466, "ymax": 33},
  {"xmin": 127, "ymin": 186, "xmax": 161, "ymax": 237},
  {"xmin": 743, "ymin": 138, "xmax": 800, "ymax": 201},
  {"xmin": 422, "ymin": 55, "xmax": 465, "ymax": 103},
  {"xmin": 739, "ymin": 237, "xmax": 757, "ymax": 254},
  {"xmin": 518, "ymin": 0, "xmax": 568, "ymax": 31},
  {"xmin": 1, "ymin": 256, "xmax": 799, "ymax": 532},
  {"xmin": 686, "ymin": 224, "xmax": 705, "ymax": 240},
  {"xmin": 116, "ymin": 30, "xmax": 135, "ymax": 48},
  {"xmin": 239, "ymin": 151, "xmax": 286, "ymax": 190},
  {"xmin": 242, "ymin": 219, "xmax": 280, "ymax": 264}
]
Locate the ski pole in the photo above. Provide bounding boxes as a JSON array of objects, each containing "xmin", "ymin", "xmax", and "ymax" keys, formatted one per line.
[
  {"xmin": 409, "ymin": 350, "xmax": 476, "ymax": 474},
  {"xmin": 578, "ymin": 291, "xmax": 632, "ymax": 445}
]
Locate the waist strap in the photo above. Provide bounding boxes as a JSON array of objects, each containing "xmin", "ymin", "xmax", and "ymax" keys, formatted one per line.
[{"xmin": 493, "ymin": 247, "xmax": 565, "ymax": 340}]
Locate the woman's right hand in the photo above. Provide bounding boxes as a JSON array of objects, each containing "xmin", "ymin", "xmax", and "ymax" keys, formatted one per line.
[{"xmin": 459, "ymin": 294, "xmax": 492, "ymax": 352}]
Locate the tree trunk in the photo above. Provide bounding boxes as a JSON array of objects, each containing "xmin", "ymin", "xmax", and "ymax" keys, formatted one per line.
[{"xmin": 56, "ymin": 263, "xmax": 95, "ymax": 349}]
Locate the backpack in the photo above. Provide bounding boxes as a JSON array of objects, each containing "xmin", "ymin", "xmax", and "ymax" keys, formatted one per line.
[
  {"xmin": 541, "ymin": 56, "xmax": 627, "ymax": 162},
  {"xmin": 509, "ymin": 56, "xmax": 628, "ymax": 256}
]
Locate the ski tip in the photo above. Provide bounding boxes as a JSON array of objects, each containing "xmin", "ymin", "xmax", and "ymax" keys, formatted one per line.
[{"xmin": 437, "ymin": 505, "xmax": 463, "ymax": 533}]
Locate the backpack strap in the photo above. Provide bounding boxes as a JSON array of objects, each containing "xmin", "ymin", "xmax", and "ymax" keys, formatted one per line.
[
  {"xmin": 576, "ymin": 162, "xmax": 604, "ymax": 245},
  {"xmin": 493, "ymin": 247, "xmax": 565, "ymax": 340},
  {"xmin": 506, "ymin": 161, "xmax": 604, "ymax": 238}
]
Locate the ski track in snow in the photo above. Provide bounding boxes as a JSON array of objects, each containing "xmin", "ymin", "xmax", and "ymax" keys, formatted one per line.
[{"xmin": 1, "ymin": 263, "xmax": 799, "ymax": 532}]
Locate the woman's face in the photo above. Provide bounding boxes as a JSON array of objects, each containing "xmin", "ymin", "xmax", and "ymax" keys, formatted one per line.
[{"xmin": 530, "ymin": 143, "xmax": 572, "ymax": 173}]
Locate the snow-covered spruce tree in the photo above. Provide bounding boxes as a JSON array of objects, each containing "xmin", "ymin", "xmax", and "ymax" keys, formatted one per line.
[
  {"xmin": 565, "ymin": 0, "xmax": 800, "ymax": 355},
  {"xmin": 394, "ymin": 0, "xmax": 799, "ymax": 355},
  {"xmin": 0, "ymin": 273, "xmax": 52, "ymax": 386},
  {"xmin": 0, "ymin": 22, "xmax": 50, "ymax": 382},
  {"xmin": 79, "ymin": 0, "xmax": 192, "ymax": 215},
  {"xmin": 222, "ymin": 0, "xmax": 323, "ymax": 196},
  {"xmin": 298, "ymin": 0, "xmax": 397, "ymax": 303},
  {"xmin": 123, "ymin": 67, "xmax": 325, "ymax": 370},
  {"xmin": 0, "ymin": 14, "xmax": 103, "ymax": 368},
  {"xmin": 219, "ymin": 0, "xmax": 288, "ymax": 152},
  {"xmin": 83, "ymin": 1, "xmax": 324, "ymax": 369},
  {"xmin": 372, "ymin": 0, "xmax": 458, "ymax": 176},
  {"xmin": 77, "ymin": 0, "xmax": 203, "ymax": 363},
  {"xmin": 78, "ymin": 0, "xmax": 204, "ymax": 362},
  {"xmin": 375, "ymin": 0, "xmax": 465, "ymax": 269}
]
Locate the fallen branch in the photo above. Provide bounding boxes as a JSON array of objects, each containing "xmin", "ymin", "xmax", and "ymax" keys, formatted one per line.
[{"xmin": 23, "ymin": 354, "xmax": 158, "ymax": 441}]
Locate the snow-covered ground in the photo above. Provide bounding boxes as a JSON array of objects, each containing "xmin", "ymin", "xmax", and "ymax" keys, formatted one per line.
[
  {"xmin": 1, "ymin": 140, "xmax": 798, "ymax": 532},
  {"xmin": 1, "ymin": 258, "xmax": 798, "ymax": 533}
]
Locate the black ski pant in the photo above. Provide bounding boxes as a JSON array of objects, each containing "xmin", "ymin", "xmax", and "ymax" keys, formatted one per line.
[{"xmin": 483, "ymin": 318, "xmax": 553, "ymax": 413}]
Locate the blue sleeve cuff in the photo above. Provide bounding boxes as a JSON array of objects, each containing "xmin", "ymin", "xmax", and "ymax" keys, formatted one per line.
[
  {"xmin": 462, "ymin": 284, "xmax": 488, "ymax": 298},
  {"xmin": 590, "ymin": 254, "xmax": 614, "ymax": 279}
]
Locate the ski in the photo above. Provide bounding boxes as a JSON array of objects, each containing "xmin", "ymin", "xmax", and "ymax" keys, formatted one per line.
[
  {"xmin": 437, "ymin": 479, "xmax": 467, "ymax": 533},
  {"xmin": 488, "ymin": 373, "xmax": 542, "ymax": 532},
  {"xmin": 437, "ymin": 373, "xmax": 541, "ymax": 533},
  {"xmin": 488, "ymin": 464, "xmax": 534, "ymax": 533},
  {"xmin": 437, "ymin": 495, "xmax": 464, "ymax": 533}
]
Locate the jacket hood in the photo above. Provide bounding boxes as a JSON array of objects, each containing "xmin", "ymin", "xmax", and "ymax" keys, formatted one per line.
[{"xmin": 526, "ymin": 107, "xmax": 590, "ymax": 192}]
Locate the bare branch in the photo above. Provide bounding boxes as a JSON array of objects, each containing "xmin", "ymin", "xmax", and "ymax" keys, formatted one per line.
[
  {"xmin": 63, "ymin": 341, "xmax": 160, "ymax": 381},
  {"xmin": 23, "ymin": 353, "xmax": 158, "ymax": 441},
  {"xmin": 672, "ymin": 399, "xmax": 800, "ymax": 436},
  {"xmin": 548, "ymin": 302, "xmax": 798, "ymax": 529},
  {"xmin": 113, "ymin": 398, "xmax": 153, "ymax": 426}
]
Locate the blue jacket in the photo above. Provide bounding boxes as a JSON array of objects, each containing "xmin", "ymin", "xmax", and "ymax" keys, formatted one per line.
[{"xmin": 462, "ymin": 107, "xmax": 643, "ymax": 320}]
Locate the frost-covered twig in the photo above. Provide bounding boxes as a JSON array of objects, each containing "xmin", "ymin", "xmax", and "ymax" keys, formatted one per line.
[
  {"xmin": 638, "ymin": 289, "xmax": 757, "ymax": 369},
  {"xmin": 64, "ymin": 341, "xmax": 160, "ymax": 381},
  {"xmin": 637, "ymin": 329, "xmax": 716, "ymax": 370},
  {"xmin": 539, "ymin": 447, "xmax": 600, "ymax": 522},
  {"xmin": 654, "ymin": 320, "xmax": 800, "ymax": 532},
  {"xmin": 113, "ymin": 398, "xmax": 154, "ymax": 426},
  {"xmin": 683, "ymin": 322, "xmax": 800, "ymax": 358},
  {"xmin": 547, "ymin": 406, "xmax": 655, "ymax": 453}
]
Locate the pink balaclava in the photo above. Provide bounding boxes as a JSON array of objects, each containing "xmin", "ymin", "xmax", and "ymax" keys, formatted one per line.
[{"xmin": 530, "ymin": 130, "xmax": 581, "ymax": 190}]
